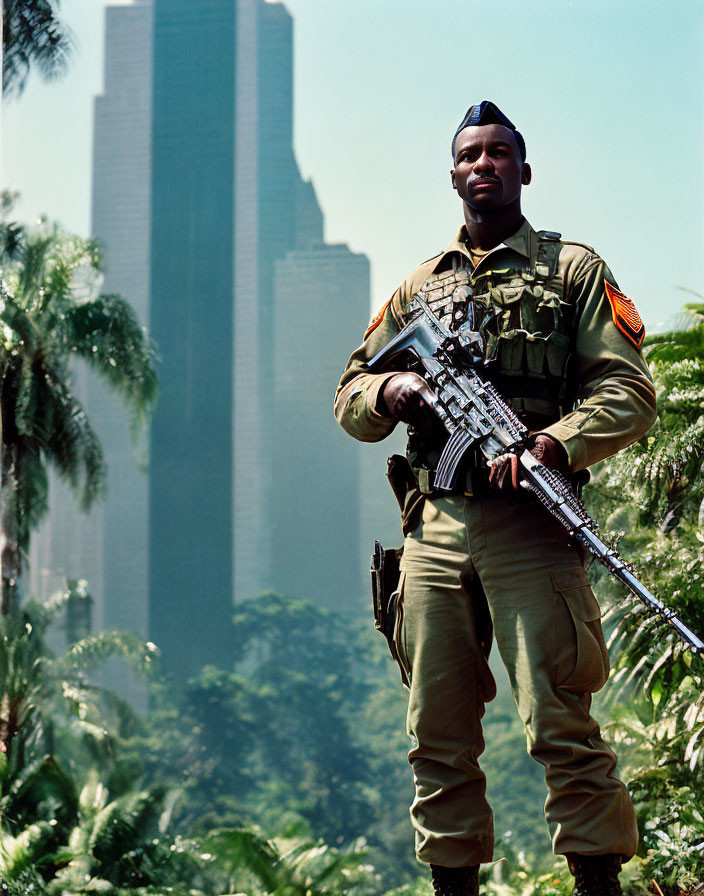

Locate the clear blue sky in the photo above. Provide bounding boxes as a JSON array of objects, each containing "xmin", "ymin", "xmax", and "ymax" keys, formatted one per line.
[{"xmin": 3, "ymin": 0, "xmax": 703, "ymax": 329}]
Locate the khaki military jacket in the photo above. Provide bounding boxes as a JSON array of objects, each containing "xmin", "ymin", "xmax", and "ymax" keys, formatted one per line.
[{"xmin": 334, "ymin": 218, "xmax": 657, "ymax": 473}]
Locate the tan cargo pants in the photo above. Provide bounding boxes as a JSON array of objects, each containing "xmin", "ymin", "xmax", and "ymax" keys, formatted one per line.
[{"xmin": 395, "ymin": 492, "xmax": 638, "ymax": 867}]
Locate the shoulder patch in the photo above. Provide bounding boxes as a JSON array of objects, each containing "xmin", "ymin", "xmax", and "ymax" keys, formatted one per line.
[
  {"xmin": 364, "ymin": 299, "xmax": 392, "ymax": 339},
  {"xmin": 604, "ymin": 282, "xmax": 645, "ymax": 349}
]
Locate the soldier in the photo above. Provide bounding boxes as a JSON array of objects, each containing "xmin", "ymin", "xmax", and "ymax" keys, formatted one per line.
[{"xmin": 334, "ymin": 101, "xmax": 657, "ymax": 896}]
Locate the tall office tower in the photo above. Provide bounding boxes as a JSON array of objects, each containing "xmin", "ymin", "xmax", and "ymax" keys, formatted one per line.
[
  {"xmin": 150, "ymin": 0, "xmax": 327, "ymax": 676},
  {"xmin": 29, "ymin": 1, "xmax": 153, "ymax": 655},
  {"xmin": 90, "ymin": 0, "xmax": 153, "ymax": 645},
  {"xmin": 232, "ymin": 0, "xmax": 305, "ymax": 604},
  {"xmin": 271, "ymin": 243, "xmax": 370, "ymax": 607},
  {"xmin": 150, "ymin": 0, "xmax": 238, "ymax": 678}
]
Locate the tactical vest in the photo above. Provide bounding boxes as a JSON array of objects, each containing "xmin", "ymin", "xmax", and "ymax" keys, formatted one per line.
[{"xmin": 402, "ymin": 231, "xmax": 575, "ymax": 494}]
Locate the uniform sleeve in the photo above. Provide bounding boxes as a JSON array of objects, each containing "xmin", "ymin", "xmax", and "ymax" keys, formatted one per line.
[
  {"xmin": 333, "ymin": 289, "xmax": 405, "ymax": 443},
  {"xmin": 538, "ymin": 257, "xmax": 657, "ymax": 472}
]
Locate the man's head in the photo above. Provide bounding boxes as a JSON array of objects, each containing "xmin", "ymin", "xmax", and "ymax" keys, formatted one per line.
[{"xmin": 450, "ymin": 100, "xmax": 531, "ymax": 214}]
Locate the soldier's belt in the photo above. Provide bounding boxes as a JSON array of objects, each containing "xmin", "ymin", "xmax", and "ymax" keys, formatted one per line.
[{"xmin": 413, "ymin": 464, "xmax": 491, "ymax": 497}]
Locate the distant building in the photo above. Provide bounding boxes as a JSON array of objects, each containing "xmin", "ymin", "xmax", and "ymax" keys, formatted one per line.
[
  {"xmin": 90, "ymin": 0, "xmax": 153, "ymax": 645},
  {"xmin": 149, "ymin": 0, "xmax": 372, "ymax": 678},
  {"xmin": 232, "ymin": 0, "xmax": 299, "ymax": 605},
  {"xmin": 28, "ymin": 1, "xmax": 153, "ymax": 664},
  {"xmin": 149, "ymin": 0, "xmax": 239, "ymax": 678},
  {"xmin": 272, "ymin": 243, "xmax": 370, "ymax": 607},
  {"xmin": 32, "ymin": 0, "xmax": 373, "ymax": 685}
]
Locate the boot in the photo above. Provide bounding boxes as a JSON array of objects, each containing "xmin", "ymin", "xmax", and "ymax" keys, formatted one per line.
[
  {"xmin": 430, "ymin": 864, "xmax": 480, "ymax": 896},
  {"xmin": 566, "ymin": 853, "xmax": 623, "ymax": 896}
]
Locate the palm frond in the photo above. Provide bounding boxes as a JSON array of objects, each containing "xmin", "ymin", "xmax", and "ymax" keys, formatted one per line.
[
  {"xmin": 56, "ymin": 631, "xmax": 159, "ymax": 679},
  {"xmin": 2, "ymin": 0, "xmax": 74, "ymax": 100},
  {"xmin": 16, "ymin": 231, "xmax": 55, "ymax": 307},
  {"xmin": 203, "ymin": 827, "xmax": 280, "ymax": 891},
  {"xmin": 88, "ymin": 788, "xmax": 166, "ymax": 872},
  {"xmin": 13, "ymin": 356, "xmax": 106, "ymax": 511},
  {"xmin": 63, "ymin": 293, "xmax": 159, "ymax": 432},
  {"xmin": 0, "ymin": 820, "xmax": 61, "ymax": 877},
  {"xmin": 3, "ymin": 753, "xmax": 78, "ymax": 831}
]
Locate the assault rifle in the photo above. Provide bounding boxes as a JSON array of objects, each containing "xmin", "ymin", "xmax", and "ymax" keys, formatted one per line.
[{"xmin": 367, "ymin": 292, "xmax": 703, "ymax": 654}]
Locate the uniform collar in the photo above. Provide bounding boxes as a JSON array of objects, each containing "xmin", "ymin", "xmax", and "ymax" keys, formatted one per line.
[{"xmin": 439, "ymin": 217, "xmax": 537, "ymax": 272}]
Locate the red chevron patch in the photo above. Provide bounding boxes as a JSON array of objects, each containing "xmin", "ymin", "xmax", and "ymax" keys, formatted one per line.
[
  {"xmin": 364, "ymin": 299, "xmax": 392, "ymax": 339},
  {"xmin": 605, "ymin": 281, "xmax": 645, "ymax": 349}
]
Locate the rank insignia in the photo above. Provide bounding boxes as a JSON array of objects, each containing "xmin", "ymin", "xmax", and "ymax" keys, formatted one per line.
[
  {"xmin": 364, "ymin": 299, "xmax": 391, "ymax": 338},
  {"xmin": 604, "ymin": 282, "xmax": 645, "ymax": 349}
]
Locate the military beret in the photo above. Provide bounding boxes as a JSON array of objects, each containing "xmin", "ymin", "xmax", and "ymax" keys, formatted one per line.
[{"xmin": 451, "ymin": 100, "xmax": 526, "ymax": 162}]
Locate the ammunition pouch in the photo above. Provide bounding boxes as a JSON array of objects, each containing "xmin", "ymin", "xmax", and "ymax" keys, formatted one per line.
[{"xmin": 370, "ymin": 540, "xmax": 409, "ymax": 686}]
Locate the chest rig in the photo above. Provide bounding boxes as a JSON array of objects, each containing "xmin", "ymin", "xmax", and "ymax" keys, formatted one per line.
[
  {"xmin": 402, "ymin": 232, "xmax": 574, "ymax": 493},
  {"xmin": 413, "ymin": 231, "xmax": 572, "ymax": 422}
]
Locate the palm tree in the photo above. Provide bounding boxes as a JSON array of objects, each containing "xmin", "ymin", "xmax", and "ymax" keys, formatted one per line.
[
  {"xmin": 2, "ymin": 0, "xmax": 73, "ymax": 99},
  {"xmin": 0, "ymin": 215, "xmax": 158, "ymax": 615}
]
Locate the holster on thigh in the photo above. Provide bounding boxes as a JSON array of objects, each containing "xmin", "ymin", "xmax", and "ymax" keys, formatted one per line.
[{"xmin": 371, "ymin": 541, "xmax": 409, "ymax": 686}]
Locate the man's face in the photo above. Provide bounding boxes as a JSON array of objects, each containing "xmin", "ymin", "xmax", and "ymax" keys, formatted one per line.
[{"xmin": 451, "ymin": 123, "xmax": 531, "ymax": 212}]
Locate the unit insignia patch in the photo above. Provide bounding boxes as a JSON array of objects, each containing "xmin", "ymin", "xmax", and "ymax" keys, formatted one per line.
[
  {"xmin": 604, "ymin": 282, "xmax": 645, "ymax": 349},
  {"xmin": 364, "ymin": 299, "xmax": 391, "ymax": 339}
]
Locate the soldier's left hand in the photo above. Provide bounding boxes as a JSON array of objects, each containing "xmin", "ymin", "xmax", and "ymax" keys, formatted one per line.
[{"xmin": 488, "ymin": 434, "xmax": 568, "ymax": 491}]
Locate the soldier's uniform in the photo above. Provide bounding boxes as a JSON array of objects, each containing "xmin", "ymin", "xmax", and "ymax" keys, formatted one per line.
[{"xmin": 334, "ymin": 218, "xmax": 657, "ymax": 867}]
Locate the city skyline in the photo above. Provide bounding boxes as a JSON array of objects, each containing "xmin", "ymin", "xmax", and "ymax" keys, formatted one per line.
[
  {"xmin": 3, "ymin": 0, "xmax": 702, "ymax": 331},
  {"xmin": 11, "ymin": 0, "xmax": 704, "ymax": 679},
  {"xmin": 26, "ymin": 0, "xmax": 375, "ymax": 683}
]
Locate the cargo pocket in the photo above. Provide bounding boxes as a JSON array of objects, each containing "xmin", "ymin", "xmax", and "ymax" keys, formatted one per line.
[
  {"xmin": 389, "ymin": 572, "xmax": 411, "ymax": 689},
  {"xmin": 551, "ymin": 566, "xmax": 609, "ymax": 694}
]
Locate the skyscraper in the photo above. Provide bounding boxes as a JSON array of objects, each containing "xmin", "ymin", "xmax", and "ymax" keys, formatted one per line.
[
  {"xmin": 232, "ymin": 0, "xmax": 297, "ymax": 605},
  {"xmin": 149, "ymin": 0, "xmax": 370, "ymax": 677},
  {"xmin": 272, "ymin": 242, "xmax": 370, "ymax": 607},
  {"xmin": 90, "ymin": 0, "xmax": 153, "ymax": 646},
  {"xmin": 33, "ymin": 0, "xmax": 372, "ymax": 685},
  {"xmin": 29, "ymin": 1, "xmax": 153, "ymax": 658},
  {"xmin": 149, "ymin": 0, "xmax": 238, "ymax": 677}
]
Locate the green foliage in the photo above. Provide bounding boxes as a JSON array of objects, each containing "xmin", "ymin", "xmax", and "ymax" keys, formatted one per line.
[
  {"xmin": 585, "ymin": 304, "xmax": 704, "ymax": 891},
  {"xmin": 2, "ymin": 0, "xmax": 73, "ymax": 99},
  {"xmin": 0, "ymin": 592, "xmax": 201, "ymax": 894},
  {"xmin": 0, "ymin": 869, "xmax": 50, "ymax": 895},
  {"xmin": 129, "ymin": 593, "xmax": 379, "ymax": 846},
  {"xmin": 0, "ymin": 203, "xmax": 158, "ymax": 612},
  {"xmin": 200, "ymin": 826, "xmax": 383, "ymax": 895}
]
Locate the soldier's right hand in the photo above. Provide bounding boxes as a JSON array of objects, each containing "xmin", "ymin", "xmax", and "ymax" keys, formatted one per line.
[{"xmin": 379, "ymin": 373, "xmax": 444, "ymax": 442}]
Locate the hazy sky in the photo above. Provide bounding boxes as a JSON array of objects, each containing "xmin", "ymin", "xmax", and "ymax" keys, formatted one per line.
[{"xmin": 3, "ymin": 0, "xmax": 703, "ymax": 329}]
